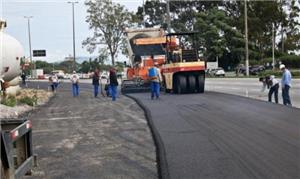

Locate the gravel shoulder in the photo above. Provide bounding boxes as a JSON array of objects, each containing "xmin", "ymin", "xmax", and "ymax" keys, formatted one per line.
[
  {"xmin": 0, "ymin": 89, "xmax": 53, "ymax": 119},
  {"xmin": 23, "ymin": 82, "xmax": 157, "ymax": 179}
]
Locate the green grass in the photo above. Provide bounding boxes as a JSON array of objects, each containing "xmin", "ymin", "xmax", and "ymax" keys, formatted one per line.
[
  {"xmin": 1, "ymin": 96, "xmax": 17, "ymax": 107},
  {"xmin": 19, "ymin": 96, "xmax": 38, "ymax": 106},
  {"xmin": 258, "ymin": 69, "xmax": 300, "ymax": 78}
]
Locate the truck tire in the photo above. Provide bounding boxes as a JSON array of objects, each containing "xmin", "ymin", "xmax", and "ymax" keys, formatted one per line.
[
  {"xmin": 188, "ymin": 75, "xmax": 196, "ymax": 93},
  {"xmin": 176, "ymin": 75, "xmax": 187, "ymax": 94},
  {"xmin": 197, "ymin": 74, "xmax": 205, "ymax": 93}
]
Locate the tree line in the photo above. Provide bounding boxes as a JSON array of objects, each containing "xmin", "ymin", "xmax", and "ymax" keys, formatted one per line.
[
  {"xmin": 83, "ymin": 0, "xmax": 299, "ymax": 69},
  {"xmin": 29, "ymin": 59, "xmax": 124, "ymax": 74}
]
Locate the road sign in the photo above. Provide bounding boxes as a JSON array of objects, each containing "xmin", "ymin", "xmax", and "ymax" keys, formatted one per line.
[{"xmin": 33, "ymin": 50, "xmax": 46, "ymax": 57}]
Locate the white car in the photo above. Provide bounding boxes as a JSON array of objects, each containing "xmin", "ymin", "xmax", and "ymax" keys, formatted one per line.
[{"xmin": 213, "ymin": 68, "xmax": 225, "ymax": 77}]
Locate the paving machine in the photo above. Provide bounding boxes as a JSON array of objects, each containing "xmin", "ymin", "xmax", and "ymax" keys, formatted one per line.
[
  {"xmin": 121, "ymin": 28, "xmax": 205, "ymax": 94},
  {"xmin": 121, "ymin": 28, "xmax": 168, "ymax": 93}
]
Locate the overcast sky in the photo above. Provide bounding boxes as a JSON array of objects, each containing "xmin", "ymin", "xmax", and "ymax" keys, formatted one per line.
[
  {"xmin": 1, "ymin": 0, "xmax": 142, "ymax": 63},
  {"xmin": 2, "ymin": 0, "xmax": 299, "ymax": 63}
]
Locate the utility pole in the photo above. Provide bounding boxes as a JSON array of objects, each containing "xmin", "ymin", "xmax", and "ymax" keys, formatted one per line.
[
  {"xmin": 68, "ymin": 1, "xmax": 78, "ymax": 72},
  {"xmin": 280, "ymin": 0, "xmax": 284, "ymax": 53},
  {"xmin": 166, "ymin": 0, "xmax": 171, "ymax": 33},
  {"xmin": 272, "ymin": 23, "xmax": 275, "ymax": 71},
  {"xmin": 143, "ymin": 0, "xmax": 146, "ymax": 27},
  {"xmin": 24, "ymin": 16, "xmax": 33, "ymax": 64},
  {"xmin": 244, "ymin": 0, "xmax": 249, "ymax": 76}
]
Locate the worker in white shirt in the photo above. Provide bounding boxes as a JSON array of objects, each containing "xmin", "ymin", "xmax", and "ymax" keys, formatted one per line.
[
  {"xmin": 70, "ymin": 71, "xmax": 80, "ymax": 97},
  {"xmin": 259, "ymin": 75, "xmax": 279, "ymax": 103}
]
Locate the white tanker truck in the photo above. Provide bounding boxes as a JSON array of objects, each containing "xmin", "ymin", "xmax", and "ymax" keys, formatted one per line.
[
  {"xmin": 1, "ymin": 20, "xmax": 37, "ymax": 179},
  {"xmin": 0, "ymin": 20, "xmax": 25, "ymax": 95}
]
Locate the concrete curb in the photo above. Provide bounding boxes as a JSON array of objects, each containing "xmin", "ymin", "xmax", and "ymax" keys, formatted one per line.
[{"xmin": 124, "ymin": 94, "xmax": 170, "ymax": 179}]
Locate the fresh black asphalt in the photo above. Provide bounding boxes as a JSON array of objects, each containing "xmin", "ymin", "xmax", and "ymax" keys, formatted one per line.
[{"xmin": 129, "ymin": 92, "xmax": 300, "ymax": 179}]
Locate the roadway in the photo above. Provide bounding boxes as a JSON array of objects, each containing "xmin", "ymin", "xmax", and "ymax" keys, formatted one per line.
[
  {"xmin": 27, "ymin": 77, "xmax": 300, "ymax": 108},
  {"xmin": 128, "ymin": 92, "xmax": 300, "ymax": 179},
  {"xmin": 24, "ymin": 78, "xmax": 300, "ymax": 178},
  {"xmin": 206, "ymin": 78, "xmax": 300, "ymax": 108}
]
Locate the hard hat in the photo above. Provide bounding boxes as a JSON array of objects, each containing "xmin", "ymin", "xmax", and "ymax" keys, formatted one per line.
[
  {"xmin": 279, "ymin": 64, "xmax": 285, "ymax": 69},
  {"xmin": 73, "ymin": 71, "xmax": 76, "ymax": 74}
]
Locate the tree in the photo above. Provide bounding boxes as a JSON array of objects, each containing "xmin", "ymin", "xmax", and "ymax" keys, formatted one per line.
[
  {"xmin": 135, "ymin": 0, "xmax": 167, "ymax": 28},
  {"xmin": 83, "ymin": 0, "xmax": 132, "ymax": 65},
  {"xmin": 35, "ymin": 60, "xmax": 53, "ymax": 74},
  {"xmin": 135, "ymin": 1, "xmax": 299, "ymax": 68},
  {"xmin": 279, "ymin": 0, "xmax": 300, "ymax": 53},
  {"xmin": 195, "ymin": 8, "xmax": 244, "ymax": 65},
  {"xmin": 56, "ymin": 61, "xmax": 75, "ymax": 73},
  {"xmin": 80, "ymin": 61, "xmax": 91, "ymax": 73},
  {"xmin": 97, "ymin": 48, "xmax": 109, "ymax": 65}
]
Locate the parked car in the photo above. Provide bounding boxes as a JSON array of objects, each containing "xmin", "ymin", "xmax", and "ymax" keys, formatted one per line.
[
  {"xmin": 237, "ymin": 65, "xmax": 246, "ymax": 74},
  {"xmin": 238, "ymin": 65, "xmax": 265, "ymax": 75},
  {"xmin": 209, "ymin": 68, "xmax": 225, "ymax": 77},
  {"xmin": 214, "ymin": 68, "xmax": 225, "ymax": 77},
  {"xmin": 249, "ymin": 65, "xmax": 265, "ymax": 75},
  {"xmin": 208, "ymin": 68, "xmax": 225, "ymax": 77}
]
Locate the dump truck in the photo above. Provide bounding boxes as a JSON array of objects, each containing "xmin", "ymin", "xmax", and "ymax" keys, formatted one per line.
[{"xmin": 121, "ymin": 28, "xmax": 205, "ymax": 94}]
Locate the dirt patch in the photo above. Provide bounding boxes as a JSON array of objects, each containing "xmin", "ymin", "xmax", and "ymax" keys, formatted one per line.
[{"xmin": 0, "ymin": 89, "xmax": 53, "ymax": 119}]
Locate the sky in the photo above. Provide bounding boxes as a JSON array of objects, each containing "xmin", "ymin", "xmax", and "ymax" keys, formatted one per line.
[
  {"xmin": 1, "ymin": 0, "xmax": 143, "ymax": 63},
  {"xmin": 2, "ymin": 0, "xmax": 299, "ymax": 63}
]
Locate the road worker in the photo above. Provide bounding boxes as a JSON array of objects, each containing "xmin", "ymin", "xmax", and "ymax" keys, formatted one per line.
[
  {"xmin": 109, "ymin": 67, "xmax": 118, "ymax": 101},
  {"xmin": 280, "ymin": 64, "xmax": 292, "ymax": 106},
  {"xmin": 70, "ymin": 71, "xmax": 80, "ymax": 97},
  {"xmin": 259, "ymin": 75, "xmax": 279, "ymax": 103},
  {"xmin": 92, "ymin": 69, "xmax": 100, "ymax": 97},
  {"xmin": 148, "ymin": 61, "xmax": 162, "ymax": 100}
]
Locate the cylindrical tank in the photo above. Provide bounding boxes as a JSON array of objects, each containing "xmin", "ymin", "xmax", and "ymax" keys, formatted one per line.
[
  {"xmin": 0, "ymin": 31, "xmax": 24, "ymax": 82},
  {"xmin": 8, "ymin": 76, "xmax": 20, "ymax": 86},
  {"xmin": 6, "ymin": 85, "xmax": 21, "ymax": 96}
]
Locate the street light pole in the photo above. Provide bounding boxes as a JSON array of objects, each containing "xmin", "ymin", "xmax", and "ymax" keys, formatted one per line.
[
  {"xmin": 166, "ymin": 0, "xmax": 171, "ymax": 33},
  {"xmin": 143, "ymin": 0, "xmax": 146, "ymax": 27},
  {"xmin": 24, "ymin": 16, "xmax": 33, "ymax": 64},
  {"xmin": 272, "ymin": 23, "xmax": 275, "ymax": 71},
  {"xmin": 245, "ymin": 0, "xmax": 249, "ymax": 76},
  {"xmin": 68, "ymin": 1, "xmax": 78, "ymax": 72}
]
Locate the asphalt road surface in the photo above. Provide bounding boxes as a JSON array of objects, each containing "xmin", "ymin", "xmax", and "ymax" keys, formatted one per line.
[
  {"xmin": 206, "ymin": 78, "xmax": 300, "ymax": 108},
  {"xmin": 129, "ymin": 92, "xmax": 300, "ymax": 179},
  {"xmin": 23, "ymin": 82, "xmax": 157, "ymax": 179}
]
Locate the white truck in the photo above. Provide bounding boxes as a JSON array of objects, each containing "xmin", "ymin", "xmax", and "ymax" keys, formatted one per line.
[
  {"xmin": 1, "ymin": 20, "xmax": 36, "ymax": 179},
  {"xmin": 31, "ymin": 69, "xmax": 44, "ymax": 79},
  {"xmin": 0, "ymin": 20, "xmax": 24, "ymax": 95}
]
